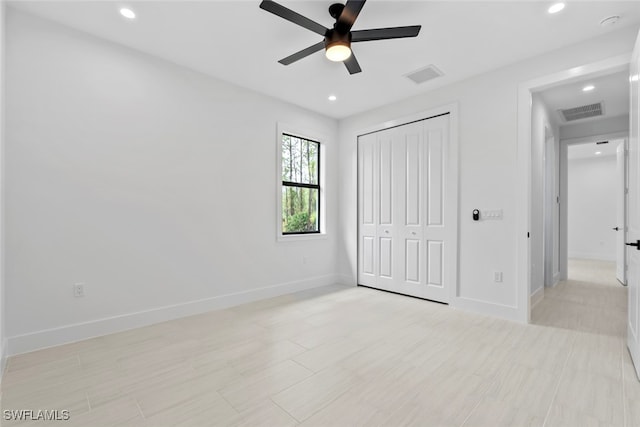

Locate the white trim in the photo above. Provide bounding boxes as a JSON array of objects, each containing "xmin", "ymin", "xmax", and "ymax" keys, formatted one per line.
[
  {"xmin": 355, "ymin": 104, "xmax": 456, "ymax": 137},
  {"xmin": 0, "ymin": 0, "xmax": 6, "ymax": 388},
  {"xmin": 551, "ymin": 272, "xmax": 561, "ymax": 287},
  {"xmin": 559, "ymin": 140, "xmax": 569, "ymax": 281},
  {"xmin": 354, "ymin": 102, "xmax": 459, "ymax": 305},
  {"xmin": 449, "ymin": 104, "xmax": 460, "ymax": 302},
  {"xmin": 452, "ymin": 297, "xmax": 522, "ymax": 322},
  {"xmin": 517, "ymin": 84, "xmax": 533, "ymax": 323},
  {"xmin": 517, "ymin": 54, "xmax": 632, "ymax": 324},
  {"xmin": 531, "ymin": 286, "xmax": 544, "ymax": 309},
  {"xmin": 558, "ymin": 132, "xmax": 629, "ymax": 279},
  {"xmin": 336, "ymin": 274, "xmax": 355, "ymax": 286},
  {"xmin": 542, "ymin": 128, "xmax": 555, "ymax": 291},
  {"xmin": 276, "ymin": 123, "xmax": 328, "ymax": 242},
  {"xmin": 561, "ymin": 131, "xmax": 629, "ymax": 146},
  {"xmin": 0, "ymin": 340, "xmax": 6, "ymax": 384},
  {"xmin": 7, "ymin": 275, "xmax": 342, "ymax": 356},
  {"xmin": 568, "ymin": 252, "xmax": 616, "ymax": 262}
]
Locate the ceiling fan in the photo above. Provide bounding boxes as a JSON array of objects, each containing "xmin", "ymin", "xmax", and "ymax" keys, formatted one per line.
[{"xmin": 259, "ymin": 0, "xmax": 421, "ymax": 75}]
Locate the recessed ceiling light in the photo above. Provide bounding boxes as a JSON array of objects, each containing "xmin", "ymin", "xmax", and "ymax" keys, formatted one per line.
[
  {"xmin": 582, "ymin": 85, "xmax": 595, "ymax": 92},
  {"xmin": 328, "ymin": 95, "xmax": 337, "ymax": 101},
  {"xmin": 548, "ymin": 3, "xmax": 565, "ymax": 14},
  {"xmin": 119, "ymin": 7, "xmax": 136, "ymax": 20},
  {"xmin": 595, "ymin": 151, "xmax": 602, "ymax": 155}
]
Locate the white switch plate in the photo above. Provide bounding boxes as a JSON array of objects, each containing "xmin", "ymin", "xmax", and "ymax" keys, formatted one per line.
[
  {"xmin": 482, "ymin": 209, "xmax": 503, "ymax": 220},
  {"xmin": 493, "ymin": 272, "xmax": 503, "ymax": 282}
]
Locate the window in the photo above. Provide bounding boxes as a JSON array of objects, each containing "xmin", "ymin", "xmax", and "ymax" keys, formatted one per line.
[{"xmin": 281, "ymin": 133, "xmax": 320, "ymax": 235}]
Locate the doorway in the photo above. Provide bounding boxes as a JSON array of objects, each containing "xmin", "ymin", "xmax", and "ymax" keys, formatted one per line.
[
  {"xmin": 528, "ymin": 68, "xmax": 629, "ymax": 335},
  {"xmin": 516, "ymin": 55, "xmax": 631, "ymax": 321},
  {"xmin": 533, "ymin": 137, "xmax": 628, "ymax": 336},
  {"xmin": 519, "ymin": 34, "xmax": 640, "ymax": 380},
  {"xmin": 565, "ymin": 138, "xmax": 626, "ymax": 282}
]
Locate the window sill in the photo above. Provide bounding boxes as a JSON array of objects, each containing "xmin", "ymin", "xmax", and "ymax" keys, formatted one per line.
[{"xmin": 277, "ymin": 233, "xmax": 327, "ymax": 242}]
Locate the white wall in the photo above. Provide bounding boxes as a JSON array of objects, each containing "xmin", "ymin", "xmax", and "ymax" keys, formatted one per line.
[
  {"xmin": 337, "ymin": 26, "xmax": 638, "ymax": 320},
  {"xmin": 5, "ymin": 10, "xmax": 339, "ymax": 354},
  {"xmin": 531, "ymin": 94, "xmax": 559, "ymax": 296},
  {"xmin": 567, "ymin": 152, "xmax": 617, "ymax": 261},
  {"xmin": 0, "ymin": 0, "xmax": 6, "ymax": 376},
  {"xmin": 560, "ymin": 115, "xmax": 629, "ymax": 140},
  {"xmin": 545, "ymin": 133, "xmax": 561, "ymax": 287}
]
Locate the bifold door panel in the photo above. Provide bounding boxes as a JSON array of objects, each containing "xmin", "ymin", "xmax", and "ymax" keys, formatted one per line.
[{"xmin": 358, "ymin": 114, "xmax": 452, "ymax": 303}]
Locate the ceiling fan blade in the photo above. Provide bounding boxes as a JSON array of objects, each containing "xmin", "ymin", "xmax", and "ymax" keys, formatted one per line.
[
  {"xmin": 278, "ymin": 41, "xmax": 325, "ymax": 65},
  {"xmin": 344, "ymin": 53, "xmax": 362, "ymax": 75},
  {"xmin": 352, "ymin": 25, "xmax": 421, "ymax": 42},
  {"xmin": 337, "ymin": 0, "xmax": 366, "ymax": 31},
  {"xmin": 260, "ymin": 0, "xmax": 329, "ymax": 36}
]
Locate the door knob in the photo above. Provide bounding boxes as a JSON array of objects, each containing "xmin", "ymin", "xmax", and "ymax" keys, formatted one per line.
[
  {"xmin": 385, "ymin": 230, "xmax": 389, "ymax": 234},
  {"xmin": 626, "ymin": 240, "xmax": 640, "ymax": 250},
  {"xmin": 613, "ymin": 227, "xmax": 619, "ymax": 231}
]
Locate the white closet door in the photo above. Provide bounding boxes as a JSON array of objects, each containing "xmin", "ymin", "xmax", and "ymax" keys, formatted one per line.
[
  {"xmin": 357, "ymin": 114, "xmax": 452, "ymax": 303},
  {"xmin": 377, "ymin": 128, "xmax": 397, "ymax": 290},
  {"xmin": 358, "ymin": 132, "xmax": 378, "ymax": 287},
  {"xmin": 393, "ymin": 121, "xmax": 425, "ymax": 295},
  {"xmin": 415, "ymin": 115, "xmax": 450, "ymax": 302}
]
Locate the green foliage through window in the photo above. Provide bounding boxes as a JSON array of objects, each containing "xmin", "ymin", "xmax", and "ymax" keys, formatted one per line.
[{"xmin": 282, "ymin": 134, "xmax": 320, "ymax": 234}]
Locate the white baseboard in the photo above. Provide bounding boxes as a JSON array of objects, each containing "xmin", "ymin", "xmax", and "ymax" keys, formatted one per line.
[
  {"xmin": 530, "ymin": 287, "xmax": 544, "ymax": 308},
  {"xmin": 336, "ymin": 273, "xmax": 356, "ymax": 286},
  {"xmin": 451, "ymin": 296, "xmax": 523, "ymax": 323},
  {"xmin": 568, "ymin": 252, "xmax": 616, "ymax": 262},
  {"xmin": 1, "ymin": 339, "xmax": 7, "ymax": 384},
  {"xmin": 7, "ymin": 274, "xmax": 341, "ymax": 356}
]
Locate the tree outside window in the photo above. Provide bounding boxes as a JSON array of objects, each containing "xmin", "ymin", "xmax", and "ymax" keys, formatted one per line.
[{"xmin": 281, "ymin": 134, "xmax": 320, "ymax": 234}]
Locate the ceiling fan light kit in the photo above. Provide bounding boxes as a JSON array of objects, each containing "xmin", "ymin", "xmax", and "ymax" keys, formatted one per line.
[
  {"xmin": 259, "ymin": 0, "xmax": 421, "ymax": 75},
  {"xmin": 325, "ymin": 29, "xmax": 352, "ymax": 62}
]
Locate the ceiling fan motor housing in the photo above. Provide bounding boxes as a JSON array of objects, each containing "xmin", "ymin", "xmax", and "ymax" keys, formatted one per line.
[{"xmin": 325, "ymin": 28, "xmax": 352, "ymax": 50}]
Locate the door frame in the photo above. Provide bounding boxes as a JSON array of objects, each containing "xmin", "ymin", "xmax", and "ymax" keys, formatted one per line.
[
  {"xmin": 558, "ymin": 133, "xmax": 628, "ymax": 282},
  {"xmin": 616, "ymin": 138, "xmax": 629, "ymax": 285},
  {"xmin": 542, "ymin": 127, "xmax": 559, "ymax": 289},
  {"xmin": 355, "ymin": 102, "xmax": 459, "ymax": 304},
  {"xmin": 517, "ymin": 54, "xmax": 631, "ymax": 322}
]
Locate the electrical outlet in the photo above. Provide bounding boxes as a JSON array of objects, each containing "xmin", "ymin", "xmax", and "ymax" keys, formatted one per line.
[
  {"xmin": 74, "ymin": 283, "xmax": 85, "ymax": 298},
  {"xmin": 493, "ymin": 272, "xmax": 503, "ymax": 283},
  {"xmin": 302, "ymin": 256, "xmax": 308, "ymax": 265}
]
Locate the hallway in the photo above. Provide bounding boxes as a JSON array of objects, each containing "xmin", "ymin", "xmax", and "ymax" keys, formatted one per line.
[{"xmin": 532, "ymin": 259, "xmax": 627, "ymax": 337}]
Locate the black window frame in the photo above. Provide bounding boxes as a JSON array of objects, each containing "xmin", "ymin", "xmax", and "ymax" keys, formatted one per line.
[{"xmin": 281, "ymin": 133, "xmax": 321, "ymax": 235}]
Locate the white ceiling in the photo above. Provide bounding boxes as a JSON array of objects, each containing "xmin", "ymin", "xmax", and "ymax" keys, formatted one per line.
[
  {"xmin": 8, "ymin": 1, "xmax": 640, "ymax": 119},
  {"xmin": 538, "ymin": 70, "xmax": 630, "ymax": 126}
]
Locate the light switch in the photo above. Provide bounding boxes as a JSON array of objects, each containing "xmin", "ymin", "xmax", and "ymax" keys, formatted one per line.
[{"xmin": 482, "ymin": 209, "xmax": 503, "ymax": 220}]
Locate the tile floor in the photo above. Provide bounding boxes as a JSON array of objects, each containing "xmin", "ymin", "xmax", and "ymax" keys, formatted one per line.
[{"xmin": 0, "ymin": 259, "xmax": 638, "ymax": 426}]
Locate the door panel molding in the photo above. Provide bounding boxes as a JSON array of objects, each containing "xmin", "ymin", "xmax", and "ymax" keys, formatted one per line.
[{"xmin": 357, "ymin": 105, "xmax": 458, "ymax": 304}]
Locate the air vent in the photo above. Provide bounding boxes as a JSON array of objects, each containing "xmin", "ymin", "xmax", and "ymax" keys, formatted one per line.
[
  {"xmin": 559, "ymin": 102, "xmax": 604, "ymax": 122},
  {"xmin": 405, "ymin": 65, "xmax": 443, "ymax": 85},
  {"xmin": 596, "ymin": 141, "xmax": 609, "ymax": 145}
]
